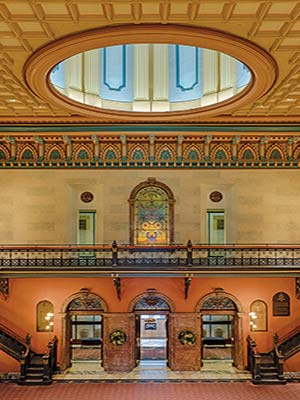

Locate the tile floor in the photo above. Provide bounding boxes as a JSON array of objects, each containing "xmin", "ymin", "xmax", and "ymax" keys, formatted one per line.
[
  {"xmin": 2, "ymin": 381, "xmax": 300, "ymax": 400},
  {"xmin": 53, "ymin": 360, "xmax": 252, "ymax": 382}
]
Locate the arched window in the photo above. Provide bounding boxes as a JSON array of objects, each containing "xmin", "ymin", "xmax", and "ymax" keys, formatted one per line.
[
  {"xmin": 250, "ymin": 300, "xmax": 267, "ymax": 331},
  {"xmin": 36, "ymin": 300, "xmax": 54, "ymax": 332},
  {"xmin": 129, "ymin": 178, "xmax": 175, "ymax": 245}
]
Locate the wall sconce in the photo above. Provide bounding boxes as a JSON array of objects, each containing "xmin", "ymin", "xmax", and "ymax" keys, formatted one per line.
[
  {"xmin": 45, "ymin": 312, "xmax": 54, "ymax": 331},
  {"xmin": 249, "ymin": 311, "xmax": 257, "ymax": 331}
]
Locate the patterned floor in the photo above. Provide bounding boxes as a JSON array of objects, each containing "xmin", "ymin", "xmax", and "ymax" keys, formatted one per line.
[
  {"xmin": 53, "ymin": 360, "xmax": 251, "ymax": 382},
  {"xmin": 0, "ymin": 382, "xmax": 300, "ymax": 400}
]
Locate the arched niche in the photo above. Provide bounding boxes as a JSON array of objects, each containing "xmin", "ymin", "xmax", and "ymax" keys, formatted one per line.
[
  {"xmin": 128, "ymin": 177, "xmax": 175, "ymax": 245},
  {"xmin": 250, "ymin": 300, "xmax": 267, "ymax": 331},
  {"xmin": 36, "ymin": 300, "xmax": 54, "ymax": 332}
]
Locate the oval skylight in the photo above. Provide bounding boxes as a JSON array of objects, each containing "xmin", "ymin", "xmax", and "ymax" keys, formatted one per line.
[{"xmin": 50, "ymin": 44, "xmax": 251, "ymax": 113}]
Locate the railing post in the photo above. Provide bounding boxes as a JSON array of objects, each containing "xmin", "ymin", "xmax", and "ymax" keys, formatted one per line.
[
  {"xmin": 112, "ymin": 240, "xmax": 118, "ymax": 267},
  {"xmin": 273, "ymin": 332, "xmax": 285, "ymax": 381},
  {"xmin": 187, "ymin": 240, "xmax": 193, "ymax": 267},
  {"xmin": 19, "ymin": 355, "xmax": 26, "ymax": 381},
  {"xmin": 246, "ymin": 335, "xmax": 261, "ymax": 381},
  {"xmin": 42, "ymin": 354, "xmax": 50, "ymax": 382}
]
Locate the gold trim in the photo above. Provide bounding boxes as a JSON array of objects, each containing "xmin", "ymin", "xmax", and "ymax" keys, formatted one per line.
[{"xmin": 24, "ymin": 24, "xmax": 277, "ymax": 123}]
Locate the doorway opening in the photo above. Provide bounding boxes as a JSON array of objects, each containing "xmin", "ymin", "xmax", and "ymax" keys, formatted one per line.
[
  {"xmin": 198, "ymin": 291, "xmax": 244, "ymax": 370},
  {"xmin": 202, "ymin": 314, "xmax": 233, "ymax": 363},
  {"xmin": 130, "ymin": 290, "xmax": 173, "ymax": 369},
  {"xmin": 138, "ymin": 314, "xmax": 167, "ymax": 367},
  {"xmin": 60, "ymin": 289, "xmax": 107, "ymax": 371},
  {"xmin": 70, "ymin": 314, "xmax": 102, "ymax": 365}
]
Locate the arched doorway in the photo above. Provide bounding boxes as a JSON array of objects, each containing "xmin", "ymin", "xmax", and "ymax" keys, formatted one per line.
[
  {"xmin": 128, "ymin": 290, "xmax": 175, "ymax": 368},
  {"xmin": 196, "ymin": 290, "xmax": 244, "ymax": 369},
  {"xmin": 60, "ymin": 289, "xmax": 108, "ymax": 371}
]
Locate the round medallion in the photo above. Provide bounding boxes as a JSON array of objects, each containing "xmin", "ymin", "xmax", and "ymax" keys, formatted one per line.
[
  {"xmin": 209, "ymin": 191, "xmax": 223, "ymax": 203},
  {"xmin": 80, "ymin": 191, "xmax": 94, "ymax": 203}
]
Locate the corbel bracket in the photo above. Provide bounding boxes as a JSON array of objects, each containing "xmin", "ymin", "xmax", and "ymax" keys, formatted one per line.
[
  {"xmin": 112, "ymin": 274, "xmax": 121, "ymax": 301},
  {"xmin": 184, "ymin": 274, "xmax": 192, "ymax": 300}
]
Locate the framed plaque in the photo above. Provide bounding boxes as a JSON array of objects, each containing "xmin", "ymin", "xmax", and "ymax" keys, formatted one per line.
[{"xmin": 273, "ymin": 292, "xmax": 290, "ymax": 316}]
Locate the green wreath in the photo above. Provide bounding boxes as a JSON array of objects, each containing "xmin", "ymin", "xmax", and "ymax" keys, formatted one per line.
[
  {"xmin": 178, "ymin": 330, "xmax": 196, "ymax": 345},
  {"xmin": 109, "ymin": 329, "xmax": 127, "ymax": 345}
]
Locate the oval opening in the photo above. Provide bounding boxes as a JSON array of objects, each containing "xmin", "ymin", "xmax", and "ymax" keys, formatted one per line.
[{"xmin": 50, "ymin": 44, "xmax": 251, "ymax": 113}]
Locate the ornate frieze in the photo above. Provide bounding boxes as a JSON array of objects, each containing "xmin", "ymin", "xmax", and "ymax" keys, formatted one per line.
[
  {"xmin": 201, "ymin": 295, "xmax": 237, "ymax": 310},
  {"xmin": 67, "ymin": 289, "xmax": 104, "ymax": 311},
  {"xmin": 0, "ymin": 132, "xmax": 299, "ymax": 169}
]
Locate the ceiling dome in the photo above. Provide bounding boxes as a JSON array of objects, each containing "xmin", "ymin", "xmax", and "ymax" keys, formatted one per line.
[
  {"xmin": 50, "ymin": 44, "xmax": 251, "ymax": 113},
  {"xmin": 24, "ymin": 24, "xmax": 277, "ymax": 122}
]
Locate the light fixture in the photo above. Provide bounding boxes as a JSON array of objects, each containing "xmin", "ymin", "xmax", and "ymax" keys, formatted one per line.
[
  {"xmin": 45, "ymin": 311, "xmax": 54, "ymax": 331},
  {"xmin": 249, "ymin": 311, "xmax": 257, "ymax": 331}
]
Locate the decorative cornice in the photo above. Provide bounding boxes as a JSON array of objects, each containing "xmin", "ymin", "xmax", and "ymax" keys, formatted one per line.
[
  {"xmin": 0, "ymin": 132, "xmax": 299, "ymax": 169},
  {"xmin": 2, "ymin": 124, "xmax": 300, "ymax": 132}
]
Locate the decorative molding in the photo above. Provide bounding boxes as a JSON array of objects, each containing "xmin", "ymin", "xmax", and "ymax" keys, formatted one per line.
[
  {"xmin": 61, "ymin": 289, "xmax": 109, "ymax": 313},
  {"xmin": 24, "ymin": 24, "xmax": 277, "ymax": 123},
  {"xmin": 0, "ymin": 278, "xmax": 9, "ymax": 300},
  {"xmin": 196, "ymin": 289, "xmax": 244, "ymax": 313},
  {"xmin": 209, "ymin": 191, "xmax": 223, "ymax": 202},
  {"xmin": 80, "ymin": 191, "xmax": 94, "ymax": 203},
  {"xmin": 128, "ymin": 289, "xmax": 175, "ymax": 312},
  {"xmin": 0, "ymin": 132, "xmax": 299, "ymax": 169}
]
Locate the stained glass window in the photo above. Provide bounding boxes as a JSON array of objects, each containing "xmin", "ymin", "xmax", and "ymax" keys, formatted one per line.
[{"xmin": 134, "ymin": 186, "xmax": 169, "ymax": 245}]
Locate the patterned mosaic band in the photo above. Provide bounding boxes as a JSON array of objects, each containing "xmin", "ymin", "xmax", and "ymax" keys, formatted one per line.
[{"xmin": 0, "ymin": 132, "xmax": 300, "ymax": 168}]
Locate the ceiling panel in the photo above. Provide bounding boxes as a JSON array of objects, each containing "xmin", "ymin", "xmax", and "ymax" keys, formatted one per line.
[{"xmin": 0, "ymin": 0, "xmax": 298, "ymax": 122}]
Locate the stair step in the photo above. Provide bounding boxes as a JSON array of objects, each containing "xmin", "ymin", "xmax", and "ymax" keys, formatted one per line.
[
  {"xmin": 260, "ymin": 367, "xmax": 278, "ymax": 372},
  {"xmin": 27, "ymin": 367, "xmax": 44, "ymax": 374},
  {"xmin": 260, "ymin": 363, "xmax": 275, "ymax": 367},
  {"xmin": 26, "ymin": 374, "xmax": 44, "ymax": 379},
  {"xmin": 261, "ymin": 374, "xmax": 279, "ymax": 379},
  {"xmin": 18, "ymin": 379, "xmax": 52, "ymax": 386},
  {"xmin": 253, "ymin": 379, "xmax": 286, "ymax": 385}
]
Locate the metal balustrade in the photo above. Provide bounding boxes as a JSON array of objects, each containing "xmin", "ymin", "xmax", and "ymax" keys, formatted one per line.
[{"xmin": 0, "ymin": 243, "xmax": 300, "ymax": 273}]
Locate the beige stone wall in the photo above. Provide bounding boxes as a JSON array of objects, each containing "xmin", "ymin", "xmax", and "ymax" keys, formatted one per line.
[{"xmin": 1, "ymin": 169, "xmax": 300, "ymax": 244}]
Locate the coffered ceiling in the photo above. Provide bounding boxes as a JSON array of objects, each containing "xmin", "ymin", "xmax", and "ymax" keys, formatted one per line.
[{"xmin": 1, "ymin": 0, "xmax": 300, "ymax": 124}]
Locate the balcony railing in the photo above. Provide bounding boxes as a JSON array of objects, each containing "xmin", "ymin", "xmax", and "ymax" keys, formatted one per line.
[{"xmin": 1, "ymin": 242, "xmax": 300, "ymax": 274}]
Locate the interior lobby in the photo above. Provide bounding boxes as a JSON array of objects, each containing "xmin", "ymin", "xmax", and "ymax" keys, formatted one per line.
[{"xmin": 1, "ymin": 1, "xmax": 300, "ymax": 397}]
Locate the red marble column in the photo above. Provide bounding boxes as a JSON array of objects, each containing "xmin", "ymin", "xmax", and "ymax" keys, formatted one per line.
[
  {"xmin": 168, "ymin": 313, "xmax": 201, "ymax": 371},
  {"xmin": 103, "ymin": 313, "xmax": 136, "ymax": 372}
]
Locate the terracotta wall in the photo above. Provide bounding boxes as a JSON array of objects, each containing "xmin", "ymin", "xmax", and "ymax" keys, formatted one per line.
[
  {"xmin": 0, "ymin": 351, "xmax": 19, "ymax": 374},
  {"xmin": 284, "ymin": 352, "xmax": 300, "ymax": 372},
  {"xmin": 0, "ymin": 275, "xmax": 299, "ymax": 372}
]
